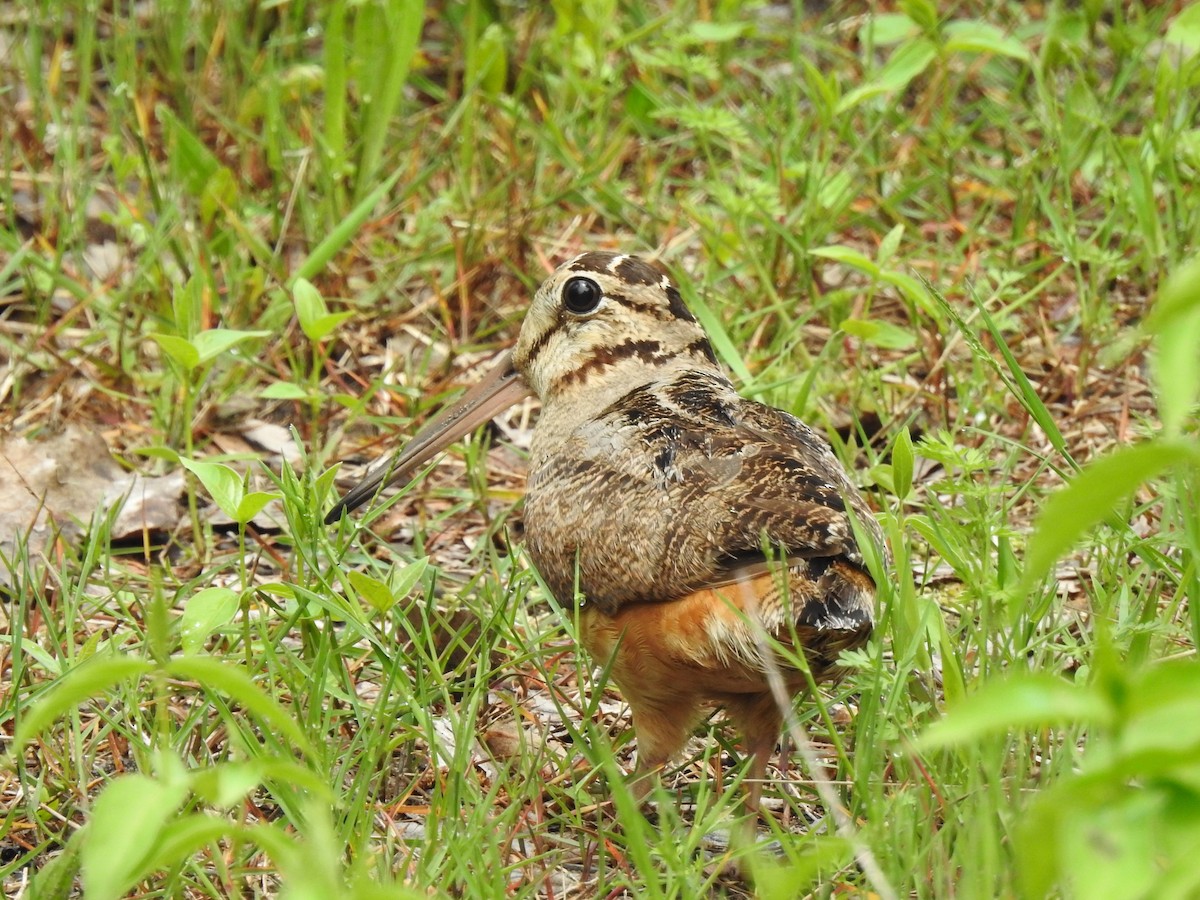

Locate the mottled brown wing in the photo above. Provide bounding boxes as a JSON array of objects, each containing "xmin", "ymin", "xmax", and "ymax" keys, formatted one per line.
[
  {"xmin": 523, "ymin": 369, "xmax": 882, "ymax": 616},
  {"xmin": 633, "ymin": 371, "xmax": 879, "ymax": 574}
]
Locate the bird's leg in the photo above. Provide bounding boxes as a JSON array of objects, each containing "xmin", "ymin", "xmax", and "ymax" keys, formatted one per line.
[
  {"xmin": 725, "ymin": 694, "xmax": 786, "ymax": 847},
  {"xmin": 624, "ymin": 696, "xmax": 700, "ymax": 809}
]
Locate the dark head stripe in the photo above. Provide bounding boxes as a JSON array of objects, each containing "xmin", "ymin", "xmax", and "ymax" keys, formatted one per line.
[
  {"xmin": 555, "ymin": 337, "xmax": 669, "ymax": 390},
  {"xmin": 568, "ymin": 251, "xmax": 623, "ymax": 273},
  {"xmin": 614, "ymin": 256, "xmax": 663, "ymax": 285},
  {"xmin": 663, "ymin": 281, "xmax": 697, "ymax": 323}
]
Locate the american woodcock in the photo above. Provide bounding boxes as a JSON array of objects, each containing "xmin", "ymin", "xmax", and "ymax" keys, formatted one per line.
[{"xmin": 327, "ymin": 251, "xmax": 884, "ymax": 831}]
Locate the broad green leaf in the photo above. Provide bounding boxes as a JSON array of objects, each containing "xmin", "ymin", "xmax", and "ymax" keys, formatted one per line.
[
  {"xmin": 171, "ymin": 275, "xmax": 204, "ymax": 340},
  {"xmin": 840, "ymin": 317, "xmax": 917, "ymax": 349},
  {"xmin": 140, "ymin": 815, "xmax": 237, "ymax": 883},
  {"xmin": 180, "ymin": 458, "xmax": 244, "ymax": 519},
  {"xmin": 191, "ymin": 761, "xmax": 267, "ymax": 808},
  {"xmin": 1166, "ymin": 4, "xmax": 1200, "ymax": 53},
  {"xmin": 687, "ymin": 21, "xmax": 747, "ymax": 43},
  {"xmin": 15, "ymin": 655, "xmax": 153, "ymax": 749},
  {"xmin": 346, "ymin": 569, "xmax": 395, "ymax": 614},
  {"xmin": 313, "ymin": 464, "xmax": 341, "ymax": 498},
  {"xmin": 390, "ymin": 556, "xmax": 430, "ymax": 600},
  {"xmin": 150, "ymin": 333, "xmax": 200, "ymax": 371},
  {"xmin": 810, "ymin": 245, "xmax": 880, "ymax": 276},
  {"xmin": 1022, "ymin": 441, "xmax": 1200, "ymax": 589},
  {"xmin": 933, "ymin": 610, "xmax": 966, "ymax": 707},
  {"xmin": 190, "ymin": 328, "xmax": 271, "ymax": 365},
  {"xmin": 817, "ymin": 169, "xmax": 853, "ymax": 213},
  {"xmin": 261, "ymin": 382, "xmax": 310, "ymax": 400},
  {"xmin": 870, "ymin": 36, "xmax": 938, "ymax": 91},
  {"xmin": 191, "ymin": 757, "xmax": 330, "ymax": 810},
  {"xmin": 1061, "ymin": 788, "xmax": 1162, "ymax": 900},
  {"xmin": 943, "ymin": 21, "xmax": 1032, "ymax": 62},
  {"xmin": 81, "ymin": 773, "xmax": 190, "ymax": 900},
  {"xmin": 1147, "ymin": 254, "xmax": 1200, "ymax": 437},
  {"xmin": 180, "ymin": 587, "xmax": 240, "ymax": 654},
  {"xmin": 165, "ymin": 656, "xmax": 318, "ymax": 760},
  {"xmin": 354, "ymin": 0, "xmax": 426, "ymax": 198},
  {"xmin": 836, "ymin": 38, "xmax": 936, "ymax": 113},
  {"xmin": 285, "ymin": 582, "xmax": 370, "ymax": 629},
  {"xmin": 899, "ymin": 0, "xmax": 939, "ymax": 33},
  {"xmin": 863, "ymin": 13, "xmax": 919, "ymax": 46},
  {"xmin": 918, "ymin": 673, "xmax": 1110, "ymax": 750},
  {"xmin": 311, "ymin": 312, "xmax": 354, "ymax": 342},
  {"xmin": 159, "ymin": 106, "xmax": 227, "ymax": 199},
  {"xmin": 877, "ymin": 223, "xmax": 904, "ymax": 265},
  {"xmin": 293, "ymin": 279, "xmax": 353, "ymax": 342},
  {"xmin": 473, "ymin": 22, "xmax": 509, "ymax": 97},
  {"xmin": 293, "ymin": 278, "xmax": 329, "ymax": 338},
  {"xmin": 752, "ymin": 837, "xmax": 853, "ymax": 899},
  {"xmin": 235, "ymin": 490, "xmax": 281, "ymax": 524},
  {"xmin": 881, "ymin": 270, "xmax": 942, "ymax": 319}
]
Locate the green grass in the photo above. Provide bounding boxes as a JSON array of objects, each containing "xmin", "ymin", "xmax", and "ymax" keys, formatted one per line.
[{"xmin": 2, "ymin": 1, "xmax": 1199, "ymax": 897}]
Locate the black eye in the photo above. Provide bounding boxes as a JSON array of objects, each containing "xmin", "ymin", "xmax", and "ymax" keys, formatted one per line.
[{"xmin": 562, "ymin": 276, "xmax": 603, "ymax": 314}]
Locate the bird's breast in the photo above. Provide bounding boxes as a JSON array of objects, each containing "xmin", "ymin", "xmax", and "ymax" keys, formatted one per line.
[{"xmin": 522, "ymin": 421, "xmax": 688, "ymax": 612}]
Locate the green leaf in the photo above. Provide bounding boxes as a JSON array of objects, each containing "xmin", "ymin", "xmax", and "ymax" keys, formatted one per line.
[
  {"xmin": 881, "ymin": 270, "xmax": 942, "ymax": 319},
  {"xmin": 1166, "ymin": 4, "xmax": 1200, "ymax": 53},
  {"xmin": 165, "ymin": 656, "xmax": 318, "ymax": 760},
  {"xmin": 899, "ymin": 0, "xmax": 939, "ymax": 33},
  {"xmin": 284, "ymin": 582, "xmax": 370, "ymax": 628},
  {"xmin": 150, "ymin": 333, "xmax": 201, "ymax": 371},
  {"xmin": 171, "ymin": 275, "xmax": 204, "ymax": 340},
  {"xmin": 293, "ymin": 278, "xmax": 329, "ymax": 337},
  {"xmin": 892, "ymin": 427, "xmax": 914, "ymax": 501},
  {"xmin": 473, "ymin": 22, "xmax": 509, "ymax": 97},
  {"xmin": 292, "ymin": 167, "xmax": 405, "ymax": 283},
  {"xmin": 840, "ymin": 317, "xmax": 917, "ymax": 349},
  {"xmin": 863, "ymin": 13, "xmax": 919, "ymax": 46},
  {"xmin": 810, "ymin": 244, "xmax": 880, "ymax": 276},
  {"xmin": 836, "ymin": 38, "xmax": 936, "ymax": 113},
  {"xmin": 687, "ymin": 21, "xmax": 747, "ymax": 43},
  {"xmin": 1147, "ymin": 254, "xmax": 1200, "ymax": 438},
  {"xmin": 684, "ymin": 287, "xmax": 753, "ymax": 385},
  {"xmin": 942, "ymin": 21, "xmax": 1032, "ymax": 62},
  {"xmin": 190, "ymin": 328, "xmax": 271, "ymax": 365},
  {"xmin": 140, "ymin": 814, "xmax": 239, "ymax": 882},
  {"xmin": 354, "ymin": 0, "xmax": 426, "ymax": 198},
  {"xmin": 877, "ymin": 223, "xmax": 904, "ymax": 265},
  {"xmin": 1061, "ymin": 788, "xmax": 1164, "ymax": 900},
  {"xmin": 752, "ymin": 837, "xmax": 853, "ymax": 898},
  {"xmin": 390, "ymin": 556, "xmax": 430, "ymax": 601},
  {"xmin": 180, "ymin": 587, "xmax": 240, "ymax": 654},
  {"xmin": 159, "ymin": 106, "xmax": 231, "ymax": 202},
  {"xmin": 293, "ymin": 279, "xmax": 353, "ymax": 343},
  {"xmin": 346, "ymin": 569, "xmax": 395, "ymax": 614},
  {"xmin": 917, "ymin": 673, "xmax": 1110, "ymax": 750},
  {"xmin": 261, "ymin": 382, "xmax": 311, "ymax": 400},
  {"xmin": 235, "ymin": 491, "xmax": 281, "ymax": 524},
  {"xmin": 81, "ymin": 773, "xmax": 190, "ymax": 900},
  {"xmin": 191, "ymin": 761, "xmax": 268, "ymax": 808},
  {"xmin": 180, "ymin": 458, "xmax": 244, "ymax": 520},
  {"xmin": 14, "ymin": 655, "xmax": 153, "ymax": 749},
  {"xmin": 1022, "ymin": 441, "xmax": 1200, "ymax": 590}
]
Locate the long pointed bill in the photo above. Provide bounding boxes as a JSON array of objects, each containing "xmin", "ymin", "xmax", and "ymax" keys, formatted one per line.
[{"xmin": 325, "ymin": 351, "xmax": 531, "ymax": 524}]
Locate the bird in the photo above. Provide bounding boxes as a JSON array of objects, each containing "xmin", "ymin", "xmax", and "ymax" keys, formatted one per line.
[{"xmin": 327, "ymin": 251, "xmax": 884, "ymax": 841}]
